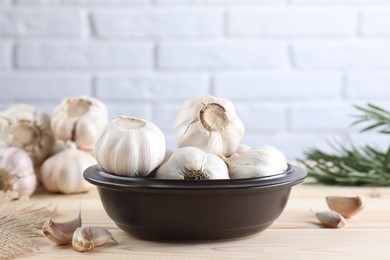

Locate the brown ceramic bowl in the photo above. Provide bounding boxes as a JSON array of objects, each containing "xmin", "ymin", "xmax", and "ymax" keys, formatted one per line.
[{"xmin": 84, "ymin": 164, "xmax": 307, "ymax": 241}]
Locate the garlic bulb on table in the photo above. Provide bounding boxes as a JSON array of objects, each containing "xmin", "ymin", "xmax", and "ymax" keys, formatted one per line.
[
  {"xmin": 174, "ymin": 95, "xmax": 244, "ymax": 157},
  {"xmin": 0, "ymin": 146, "xmax": 37, "ymax": 197},
  {"xmin": 224, "ymin": 145, "xmax": 288, "ymax": 179},
  {"xmin": 40, "ymin": 143, "xmax": 96, "ymax": 194},
  {"xmin": 51, "ymin": 96, "xmax": 108, "ymax": 153},
  {"xmin": 94, "ymin": 116, "xmax": 166, "ymax": 177},
  {"xmin": 156, "ymin": 146, "xmax": 229, "ymax": 180},
  {"xmin": 0, "ymin": 104, "xmax": 55, "ymax": 169}
]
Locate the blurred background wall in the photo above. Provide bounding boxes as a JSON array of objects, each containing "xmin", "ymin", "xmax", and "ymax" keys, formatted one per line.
[{"xmin": 0, "ymin": 0, "xmax": 389, "ymax": 158}]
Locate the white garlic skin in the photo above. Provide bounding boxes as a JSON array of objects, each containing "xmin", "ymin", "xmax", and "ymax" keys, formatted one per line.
[
  {"xmin": 0, "ymin": 146, "xmax": 37, "ymax": 197},
  {"xmin": 235, "ymin": 144, "xmax": 251, "ymax": 154},
  {"xmin": 225, "ymin": 145, "xmax": 288, "ymax": 179},
  {"xmin": 51, "ymin": 96, "xmax": 108, "ymax": 153},
  {"xmin": 72, "ymin": 226, "xmax": 116, "ymax": 252},
  {"xmin": 0, "ymin": 104, "xmax": 55, "ymax": 168},
  {"xmin": 40, "ymin": 143, "xmax": 96, "ymax": 194},
  {"xmin": 156, "ymin": 146, "xmax": 229, "ymax": 180},
  {"xmin": 174, "ymin": 95, "xmax": 244, "ymax": 157},
  {"xmin": 94, "ymin": 116, "xmax": 166, "ymax": 177}
]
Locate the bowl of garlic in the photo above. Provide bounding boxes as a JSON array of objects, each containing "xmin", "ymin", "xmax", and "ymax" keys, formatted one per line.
[{"xmin": 84, "ymin": 96, "xmax": 307, "ymax": 241}]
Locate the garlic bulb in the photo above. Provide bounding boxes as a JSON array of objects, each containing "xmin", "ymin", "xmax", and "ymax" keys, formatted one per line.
[
  {"xmin": 94, "ymin": 116, "xmax": 166, "ymax": 177},
  {"xmin": 72, "ymin": 226, "xmax": 116, "ymax": 252},
  {"xmin": 51, "ymin": 96, "xmax": 108, "ymax": 153},
  {"xmin": 156, "ymin": 146, "xmax": 229, "ymax": 180},
  {"xmin": 0, "ymin": 104, "xmax": 55, "ymax": 168},
  {"xmin": 0, "ymin": 146, "xmax": 37, "ymax": 197},
  {"xmin": 173, "ymin": 95, "xmax": 244, "ymax": 157},
  {"xmin": 40, "ymin": 143, "xmax": 96, "ymax": 194},
  {"xmin": 224, "ymin": 145, "xmax": 288, "ymax": 179}
]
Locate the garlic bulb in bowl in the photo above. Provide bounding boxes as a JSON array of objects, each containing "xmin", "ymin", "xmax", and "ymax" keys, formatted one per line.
[
  {"xmin": 156, "ymin": 146, "xmax": 229, "ymax": 180},
  {"xmin": 224, "ymin": 145, "xmax": 288, "ymax": 179},
  {"xmin": 94, "ymin": 116, "xmax": 166, "ymax": 177},
  {"xmin": 51, "ymin": 96, "xmax": 108, "ymax": 153},
  {"xmin": 0, "ymin": 146, "xmax": 37, "ymax": 197},
  {"xmin": 174, "ymin": 95, "xmax": 244, "ymax": 157}
]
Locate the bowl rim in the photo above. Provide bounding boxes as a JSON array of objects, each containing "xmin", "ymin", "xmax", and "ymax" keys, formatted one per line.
[{"xmin": 84, "ymin": 164, "xmax": 307, "ymax": 190}]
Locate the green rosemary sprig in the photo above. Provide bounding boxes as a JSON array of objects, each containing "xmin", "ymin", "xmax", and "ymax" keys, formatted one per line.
[{"xmin": 299, "ymin": 104, "xmax": 390, "ymax": 186}]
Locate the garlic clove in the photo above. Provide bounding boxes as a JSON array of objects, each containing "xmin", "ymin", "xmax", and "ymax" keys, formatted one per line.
[
  {"xmin": 42, "ymin": 208, "xmax": 82, "ymax": 245},
  {"xmin": 326, "ymin": 195, "xmax": 365, "ymax": 218},
  {"xmin": 235, "ymin": 144, "xmax": 251, "ymax": 154},
  {"xmin": 315, "ymin": 210, "xmax": 346, "ymax": 228},
  {"xmin": 72, "ymin": 226, "xmax": 116, "ymax": 252}
]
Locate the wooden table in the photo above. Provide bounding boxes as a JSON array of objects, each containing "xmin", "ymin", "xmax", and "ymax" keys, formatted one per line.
[{"xmin": 21, "ymin": 180, "xmax": 390, "ymax": 259}]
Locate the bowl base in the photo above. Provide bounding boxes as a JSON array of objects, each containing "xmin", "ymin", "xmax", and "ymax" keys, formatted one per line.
[{"xmin": 116, "ymin": 222, "xmax": 274, "ymax": 241}]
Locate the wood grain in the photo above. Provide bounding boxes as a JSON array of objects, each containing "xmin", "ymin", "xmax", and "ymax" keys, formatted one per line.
[{"xmin": 19, "ymin": 180, "xmax": 390, "ymax": 259}]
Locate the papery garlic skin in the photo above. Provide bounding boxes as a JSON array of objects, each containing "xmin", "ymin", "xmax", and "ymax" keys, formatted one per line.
[
  {"xmin": 326, "ymin": 196, "xmax": 365, "ymax": 218},
  {"xmin": 174, "ymin": 96, "xmax": 244, "ymax": 157},
  {"xmin": 72, "ymin": 226, "xmax": 116, "ymax": 252},
  {"xmin": 0, "ymin": 104, "xmax": 55, "ymax": 169},
  {"xmin": 51, "ymin": 96, "xmax": 108, "ymax": 153},
  {"xmin": 235, "ymin": 144, "xmax": 251, "ymax": 154},
  {"xmin": 0, "ymin": 147, "xmax": 37, "ymax": 197},
  {"xmin": 156, "ymin": 146, "xmax": 229, "ymax": 180},
  {"xmin": 40, "ymin": 143, "xmax": 96, "ymax": 194},
  {"xmin": 42, "ymin": 209, "xmax": 82, "ymax": 245},
  {"xmin": 94, "ymin": 116, "xmax": 166, "ymax": 177},
  {"xmin": 225, "ymin": 145, "xmax": 288, "ymax": 179}
]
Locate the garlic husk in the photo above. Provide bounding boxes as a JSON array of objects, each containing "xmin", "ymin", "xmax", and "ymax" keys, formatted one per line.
[
  {"xmin": 42, "ymin": 208, "xmax": 82, "ymax": 245},
  {"xmin": 315, "ymin": 210, "xmax": 346, "ymax": 228},
  {"xmin": 0, "ymin": 104, "xmax": 55, "ymax": 170},
  {"xmin": 0, "ymin": 146, "xmax": 37, "ymax": 197},
  {"xmin": 40, "ymin": 143, "xmax": 96, "ymax": 194},
  {"xmin": 156, "ymin": 146, "xmax": 229, "ymax": 180},
  {"xmin": 51, "ymin": 96, "xmax": 108, "ymax": 153},
  {"xmin": 72, "ymin": 226, "xmax": 116, "ymax": 252},
  {"xmin": 224, "ymin": 145, "xmax": 288, "ymax": 179},
  {"xmin": 94, "ymin": 116, "xmax": 166, "ymax": 177},
  {"xmin": 174, "ymin": 95, "xmax": 244, "ymax": 157},
  {"xmin": 235, "ymin": 144, "xmax": 251, "ymax": 154},
  {"xmin": 326, "ymin": 195, "xmax": 365, "ymax": 218}
]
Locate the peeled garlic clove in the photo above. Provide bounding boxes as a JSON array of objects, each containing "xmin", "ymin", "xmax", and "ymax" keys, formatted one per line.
[
  {"xmin": 40, "ymin": 142, "xmax": 96, "ymax": 194},
  {"xmin": 224, "ymin": 145, "xmax": 288, "ymax": 179},
  {"xmin": 72, "ymin": 226, "xmax": 116, "ymax": 252},
  {"xmin": 51, "ymin": 96, "xmax": 108, "ymax": 153},
  {"xmin": 315, "ymin": 210, "xmax": 346, "ymax": 228},
  {"xmin": 156, "ymin": 146, "xmax": 229, "ymax": 180},
  {"xmin": 94, "ymin": 116, "xmax": 166, "ymax": 177},
  {"xmin": 43, "ymin": 209, "xmax": 82, "ymax": 245},
  {"xmin": 0, "ymin": 146, "xmax": 37, "ymax": 197},
  {"xmin": 326, "ymin": 195, "xmax": 365, "ymax": 218},
  {"xmin": 174, "ymin": 95, "xmax": 244, "ymax": 157}
]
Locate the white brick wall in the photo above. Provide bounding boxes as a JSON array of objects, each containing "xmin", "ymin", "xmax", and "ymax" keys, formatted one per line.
[{"xmin": 1, "ymin": 0, "xmax": 390, "ymax": 159}]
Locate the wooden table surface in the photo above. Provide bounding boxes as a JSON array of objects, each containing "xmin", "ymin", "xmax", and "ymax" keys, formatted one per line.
[{"xmin": 21, "ymin": 180, "xmax": 390, "ymax": 259}]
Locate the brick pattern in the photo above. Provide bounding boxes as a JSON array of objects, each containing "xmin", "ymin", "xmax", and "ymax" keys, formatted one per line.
[{"xmin": 1, "ymin": 1, "xmax": 390, "ymax": 159}]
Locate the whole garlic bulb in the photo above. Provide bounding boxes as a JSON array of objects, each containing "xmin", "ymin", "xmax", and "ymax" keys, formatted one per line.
[
  {"xmin": 0, "ymin": 146, "xmax": 37, "ymax": 197},
  {"xmin": 0, "ymin": 104, "xmax": 55, "ymax": 168},
  {"xmin": 40, "ymin": 143, "xmax": 96, "ymax": 194},
  {"xmin": 174, "ymin": 95, "xmax": 244, "ymax": 157},
  {"xmin": 156, "ymin": 146, "xmax": 229, "ymax": 180},
  {"xmin": 224, "ymin": 145, "xmax": 288, "ymax": 179},
  {"xmin": 94, "ymin": 116, "xmax": 166, "ymax": 177},
  {"xmin": 51, "ymin": 96, "xmax": 108, "ymax": 153}
]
